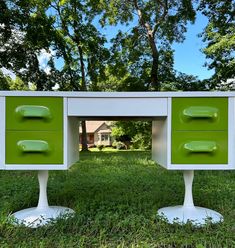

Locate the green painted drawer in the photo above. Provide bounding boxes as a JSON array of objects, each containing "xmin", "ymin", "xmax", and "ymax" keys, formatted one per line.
[
  {"xmin": 172, "ymin": 98, "xmax": 228, "ymax": 131},
  {"xmin": 6, "ymin": 131, "xmax": 63, "ymax": 164},
  {"xmin": 171, "ymin": 131, "xmax": 228, "ymax": 164},
  {"xmin": 6, "ymin": 97, "xmax": 63, "ymax": 131}
]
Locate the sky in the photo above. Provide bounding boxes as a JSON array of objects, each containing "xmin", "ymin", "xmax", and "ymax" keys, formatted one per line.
[{"xmin": 172, "ymin": 12, "xmax": 214, "ymax": 80}]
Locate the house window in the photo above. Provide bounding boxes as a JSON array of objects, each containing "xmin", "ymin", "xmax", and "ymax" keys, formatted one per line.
[{"xmin": 101, "ymin": 134, "xmax": 109, "ymax": 141}]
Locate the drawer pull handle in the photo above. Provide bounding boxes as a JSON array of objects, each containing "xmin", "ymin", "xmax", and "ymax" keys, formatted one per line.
[
  {"xmin": 16, "ymin": 105, "xmax": 52, "ymax": 119},
  {"xmin": 17, "ymin": 140, "xmax": 50, "ymax": 153},
  {"xmin": 184, "ymin": 141, "xmax": 217, "ymax": 153},
  {"xmin": 183, "ymin": 106, "xmax": 218, "ymax": 119}
]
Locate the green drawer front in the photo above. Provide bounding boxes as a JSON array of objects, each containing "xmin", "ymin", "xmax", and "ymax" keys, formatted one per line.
[
  {"xmin": 172, "ymin": 98, "xmax": 228, "ymax": 131},
  {"xmin": 6, "ymin": 131, "xmax": 63, "ymax": 164},
  {"xmin": 6, "ymin": 97, "xmax": 63, "ymax": 131},
  {"xmin": 171, "ymin": 131, "xmax": 228, "ymax": 164}
]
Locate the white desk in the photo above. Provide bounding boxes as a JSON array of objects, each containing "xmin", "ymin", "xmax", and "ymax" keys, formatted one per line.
[{"xmin": 0, "ymin": 91, "xmax": 234, "ymax": 227}]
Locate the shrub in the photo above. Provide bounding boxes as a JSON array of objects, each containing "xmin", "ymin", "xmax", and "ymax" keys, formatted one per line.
[
  {"xmin": 113, "ymin": 141, "xmax": 126, "ymax": 150},
  {"xmin": 131, "ymin": 133, "xmax": 151, "ymax": 150},
  {"xmin": 97, "ymin": 144, "xmax": 104, "ymax": 151}
]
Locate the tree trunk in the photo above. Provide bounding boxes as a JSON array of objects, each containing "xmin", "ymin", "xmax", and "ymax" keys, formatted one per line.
[
  {"xmin": 81, "ymin": 120, "xmax": 88, "ymax": 151},
  {"xmin": 78, "ymin": 45, "xmax": 88, "ymax": 151},
  {"xmin": 133, "ymin": 0, "xmax": 160, "ymax": 91},
  {"xmin": 148, "ymin": 34, "xmax": 160, "ymax": 91}
]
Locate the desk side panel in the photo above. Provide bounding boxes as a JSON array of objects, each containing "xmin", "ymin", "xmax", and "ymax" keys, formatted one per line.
[
  {"xmin": 0, "ymin": 97, "xmax": 5, "ymax": 169},
  {"xmin": 152, "ymin": 118, "xmax": 168, "ymax": 168},
  {"xmin": 67, "ymin": 117, "xmax": 79, "ymax": 168}
]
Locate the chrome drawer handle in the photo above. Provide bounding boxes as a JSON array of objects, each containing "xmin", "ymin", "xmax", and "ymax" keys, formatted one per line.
[
  {"xmin": 17, "ymin": 140, "xmax": 50, "ymax": 153},
  {"xmin": 183, "ymin": 141, "xmax": 217, "ymax": 153},
  {"xmin": 16, "ymin": 105, "xmax": 52, "ymax": 119},
  {"xmin": 183, "ymin": 106, "xmax": 218, "ymax": 119}
]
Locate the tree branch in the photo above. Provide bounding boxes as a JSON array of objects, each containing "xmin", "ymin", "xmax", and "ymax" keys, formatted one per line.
[
  {"xmin": 133, "ymin": 0, "xmax": 152, "ymax": 34},
  {"xmin": 153, "ymin": 0, "xmax": 168, "ymax": 36}
]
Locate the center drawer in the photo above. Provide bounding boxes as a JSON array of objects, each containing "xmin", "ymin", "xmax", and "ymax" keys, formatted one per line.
[
  {"xmin": 6, "ymin": 131, "xmax": 63, "ymax": 164},
  {"xmin": 6, "ymin": 97, "xmax": 63, "ymax": 131},
  {"xmin": 172, "ymin": 97, "xmax": 228, "ymax": 131}
]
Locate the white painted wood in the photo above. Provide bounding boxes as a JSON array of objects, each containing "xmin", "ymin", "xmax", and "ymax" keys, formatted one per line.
[
  {"xmin": 152, "ymin": 118, "xmax": 168, "ymax": 168},
  {"xmin": 2, "ymin": 91, "xmax": 235, "ymax": 97},
  {"xmin": 63, "ymin": 98, "xmax": 68, "ymax": 167},
  {"xmin": 5, "ymin": 164, "xmax": 68, "ymax": 170},
  {"xmin": 0, "ymin": 97, "xmax": 5, "ymax": 169},
  {"xmin": 167, "ymin": 164, "xmax": 233, "ymax": 170},
  {"xmin": 167, "ymin": 98, "xmax": 172, "ymax": 168},
  {"xmin": 68, "ymin": 97, "xmax": 168, "ymax": 116},
  {"xmin": 1, "ymin": 92, "xmax": 234, "ymax": 170},
  {"xmin": 228, "ymin": 97, "xmax": 235, "ymax": 169},
  {"xmin": 67, "ymin": 117, "xmax": 79, "ymax": 168}
]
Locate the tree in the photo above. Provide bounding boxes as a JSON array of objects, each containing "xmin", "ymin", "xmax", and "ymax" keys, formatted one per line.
[
  {"xmin": 48, "ymin": 0, "xmax": 110, "ymax": 151},
  {"xmin": 8, "ymin": 76, "xmax": 29, "ymax": 90},
  {"xmin": 0, "ymin": 0, "xmax": 58, "ymax": 90},
  {"xmin": 93, "ymin": 0, "xmax": 196, "ymax": 90},
  {"xmin": 161, "ymin": 72, "xmax": 206, "ymax": 91},
  {"xmin": 112, "ymin": 121, "xmax": 152, "ymax": 150},
  {"xmin": 199, "ymin": 0, "xmax": 235, "ymax": 85},
  {"xmin": 0, "ymin": 0, "xmax": 110, "ymax": 151},
  {"xmin": 0, "ymin": 70, "xmax": 10, "ymax": 90}
]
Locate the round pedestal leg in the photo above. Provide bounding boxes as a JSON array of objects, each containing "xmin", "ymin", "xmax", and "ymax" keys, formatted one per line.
[
  {"xmin": 157, "ymin": 170, "xmax": 223, "ymax": 226},
  {"xmin": 11, "ymin": 171, "xmax": 75, "ymax": 228}
]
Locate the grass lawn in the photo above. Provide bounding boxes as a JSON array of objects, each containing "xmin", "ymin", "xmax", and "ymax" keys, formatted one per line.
[{"xmin": 0, "ymin": 151, "xmax": 234, "ymax": 247}]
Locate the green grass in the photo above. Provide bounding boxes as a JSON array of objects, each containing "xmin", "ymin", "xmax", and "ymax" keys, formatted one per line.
[
  {"xmin": 0, "ymin": 151, "xmax": 234, "ymax": 248},
  {"xmin": 88, "ymin": 147, "xmax": 119, "ymax": 152}
]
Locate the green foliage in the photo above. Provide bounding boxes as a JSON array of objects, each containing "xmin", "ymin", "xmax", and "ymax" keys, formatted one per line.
[
  {"xmin": 112, "ymin": 121, "xmax": 152, "ymax": 150},
  {"xmin": 0, "ymin": 151, "xmax": 234, "ymax": 247},
  {"xmin": 8, "ymin": 76, "xmax": 29, "ymax": 90},
  {"xmin": 112, "ymin": 141, "xmax": 126, "ymax": 150},
  {"xmin": 96, "ymin": 65, "xmax": 148, "ymax": 92},
  {"xmin": 161, "ymin": 72, "xmax": 207, "ymax": 91},
  {"xmin": 216, "ymin": 79, "xmax": 235, "ymax": 91},
  {"xmin": 0, "ymin": 0, "xmax": 233, "ymax": 91},
  {"xmin": 199, "ymin": 0, "xmax": 235, "ymax": 84},
  {"xmin": 0, "ymin": 71, "xmax": 10, "ymax": 90},
  {"xmin": 0, "ymin": 0, "xmax": 57, "ymax": 90},
  {"xmin": 131, "ymin": 133, "xmax": 151, "ymax": 150},
  {"xmin": 0, "ymin": 0, "xmax": 109, "ymax": 91}
]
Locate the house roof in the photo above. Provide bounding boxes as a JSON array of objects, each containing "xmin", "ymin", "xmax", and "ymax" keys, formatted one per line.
[{"xmin": 79, "ymin": 121, "xmax": 111, "ymax": 133}]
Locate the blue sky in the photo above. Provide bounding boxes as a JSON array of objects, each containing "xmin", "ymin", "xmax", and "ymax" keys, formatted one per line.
[{"xmin": 172, "ymin": 12, "xmax": 214, "ymax": 80}]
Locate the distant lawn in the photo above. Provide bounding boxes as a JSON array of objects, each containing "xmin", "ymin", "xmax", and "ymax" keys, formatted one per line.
[
  {"xmin": 88, "ymin": 147, "xmax": 119, "ymax": 152},
  {"xmin": 0, "ymin": 151, "xmax": 234, "ymax": 247},
  {"xmin": 87, "ymin": 147, "xmax": 145, "ymax": 152}
]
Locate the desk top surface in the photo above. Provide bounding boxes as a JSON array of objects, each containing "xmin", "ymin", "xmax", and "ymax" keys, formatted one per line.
[{"xmin": 0, "ymin": 91, "xmax": 235, "ymax": 97}]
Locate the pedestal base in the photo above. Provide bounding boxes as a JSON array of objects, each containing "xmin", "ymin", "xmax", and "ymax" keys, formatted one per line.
[
  {"xmin": 11, "ymin": 206, "xmax": 75, "ymax": 228},
  {"xmin": 158, "ymin": 205, "xmax": 223, "ymax": 226}
]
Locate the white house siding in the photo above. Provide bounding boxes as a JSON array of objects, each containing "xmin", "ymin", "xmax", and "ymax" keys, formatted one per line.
[{"xmin": 94, "ymin": 123, "xmax": 113, "ymax": 146}]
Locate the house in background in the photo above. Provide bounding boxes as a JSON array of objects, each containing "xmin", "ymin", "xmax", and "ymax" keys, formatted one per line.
[{"xmin": 79, "ymin": 121, "xmax": 113, "ymax": 147}]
